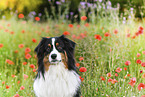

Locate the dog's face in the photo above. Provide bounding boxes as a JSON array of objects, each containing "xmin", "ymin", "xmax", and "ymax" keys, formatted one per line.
[
  {"xmin": 35, "ymin": 35, "xmax": 76, "ymax": 71},
  {"xmin": 44, "ymin": 37, "xmax": 65, "ymax": 64}
]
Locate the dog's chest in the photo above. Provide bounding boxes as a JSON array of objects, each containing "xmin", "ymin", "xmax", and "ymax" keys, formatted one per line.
[{"xmin": 33, "ymin": 63, "xmax": 80, "ymax": 97}]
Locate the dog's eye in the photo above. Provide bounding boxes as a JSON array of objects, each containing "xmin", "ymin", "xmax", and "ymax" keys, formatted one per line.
[
  {"xmin": 47, "ymin": 47, "xmax": 51, "ymax": 51},
  {"xmin": 57, "ymin": 46, "xmax": 62, "ymax": 50}
]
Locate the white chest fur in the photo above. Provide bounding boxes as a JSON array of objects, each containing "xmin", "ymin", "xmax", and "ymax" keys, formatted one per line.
[{"xmin": 33, "ymin": 62, "xmax": 81, "ymax": 97}]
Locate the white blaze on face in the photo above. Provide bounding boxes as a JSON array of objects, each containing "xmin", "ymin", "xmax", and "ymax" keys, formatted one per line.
[{"xmin": 49, "ymin": 38, "xmax": 61, "ymax": 64}]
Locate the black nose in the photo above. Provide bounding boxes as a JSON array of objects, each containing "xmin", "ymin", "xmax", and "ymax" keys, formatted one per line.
[{"xmin": 51, "ymin": 54, "xmax": 57, "ymax": 59}]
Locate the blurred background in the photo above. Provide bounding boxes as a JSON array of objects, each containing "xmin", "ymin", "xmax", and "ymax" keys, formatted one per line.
[{"xmin": 0, "ymin": 0, "xmax": 145, "ymax": 22}]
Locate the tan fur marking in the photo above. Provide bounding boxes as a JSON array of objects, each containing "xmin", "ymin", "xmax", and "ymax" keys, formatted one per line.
[
  {"xmin": 48, "ymin": 44, "xmax": 51, "ymax": 47},
  {"xmin": 60, "ymin": 51, "xmax": 68, "ymax": 69},
  {"xmin": 56, "ymin": 43, "xmax": 59, "ymax": 46},
  {"xmin": 43, "ymin": 55, "xmax": 50, "ymax": 71}
]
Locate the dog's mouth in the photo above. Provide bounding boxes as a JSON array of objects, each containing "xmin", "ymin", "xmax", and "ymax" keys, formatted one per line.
[{"xmin": 50, "ymin": 60, "xmax": 61, "ymax": 64}]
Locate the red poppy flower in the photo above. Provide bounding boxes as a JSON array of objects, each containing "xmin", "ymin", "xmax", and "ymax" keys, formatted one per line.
[
  {"xmin": 136, "ymin": 59, "xmax": 142, "ymax": 64},
  {"xmin": 6, "ymin": 59, "xmax": 14, "ymax": 65},
  {"xmin": 126, "ymin": 33, "xmax": 131, "ymax": 37},
  {"xmin": 139, "ymin": 26, "xmax": 144, "ymax": 30},
  {"xmin": 24, "ymin": 74, "xmax": 28, "ymax": 80},
  {"xmin": 33, "ymin": 69, "xmax": 37, "ymax": 72},
  {"xmin": 125, "ymin": 60, "xmax": 131, "ymax": 66},
  {"xmin": 20, "ymin": 86, "xmax": 25, "ymax": 90},
  {"xmin": 12, "ymin": 74, "xmax": 15, "ymax": 78},
  {"xmin": 131, "ymin": 35, "xmax": 136, "ymax": 39},
  {"xmin": 77, "ymin": 25, "xmax": 80, "ymax": 28},
  {"xmin": 32, "ymin": 38, "xmax": 37, "ymax": 43},
  {"xmin": 2, "ymin": 81, "xmax": 5, "ymax": 84},
  {"xmin": 13, "ymin": 94, "xmax": 20, "ymax": 97},
  {"xmin": 138, "ymin": 29, "xmax": 143, "ymax": 34},
  {"xmin": 80, "ymin": 33, "xmax": 87, "ymax": 38},
  {"xmin": 6, "ymin": 85, "xmax": 10, "ymax": 89},
  {"xmin": 111, "ymin": 79, "xmax": 118, "ymax": 84},
  {"xmin": 115, "ymin": 67, "xmax": 122, "ymax": 73},
  {"xmin": 141, "ymin": 62, "xmax": 145, "ymax": 67},
  {"xmin": 81, "ymin": 16, "xmax": 87, "ymax": 21},
  {"xmin": 18, "ymin": 14, "xmax": 24, "ymax": 18},
  {"xmin": 72, "ymin": 35, "xmax": 76, "ymax": 39},
  {"xmin": 128, "ymin": 77, "xmax": 136, "ymax": 87},
  {"xmin": 76, "ymin": 36, "xmax": 80, "ymax": 39},
  {"xmin": 100, "ymin": 76, "xmax": 105, "ymax": 81},
  {"xmin": 21, "ymin": 30, "xmax": 25, "ymax": 33},
  {"xmin": 124, "ymin": 67, "xmax": 127, "ymax": 70},
  {"xmin": 17, "ymin": 81, "xmax": 20, "ymax": 84},
  {"xmin": 25, "ymin": 53, "xmax": 31, "ymax": 59},
  {"xmin": 142, "ymin": 73, "xmax": 145, "ymax": 78},
  {"xmin": 18, "ymin": 44, "xmax": 24, "ymax": 48},
  {"xmin": 79, "ymin": 57, "xmax": 84, "ymax": 61},
  {"xmin": 30, "ymin": 64, "xmax": 35, "ymax": 69},
  {"xmin": 10, "ymin": 31, "xmax": 14, "ymax": 34},
  {"xmin": 94, "ymin": 34, "xmax": 102, "ymax": 41},
  {"xmin": 114, "ymin": 29, "xmax": 118, "ymax": 34},
  {"xmin": 34, "ymin": 55, "xmax": 37, "ymax": 59},
  {"xmin": 7, "ymin": 23, "xmax": 11, "ymax": 27},
  {"xmin": 115, "ymin": 73, "xmax": 118, "ymax": 77},
  {"xmin": 68, "ymin": 24, "xmax": 73, "ymax": 28},
  {"xmin": 84, "ymin": 23, "xmax": 89, "ymax": 27},
  {"xmin": 4, "ymin": 29, "xmax": 9, "ymax": 32},
  {"xmin": 25, "ymin": 48, "xmax": 31, "ymax": 53},
  {"xmin": 135, "ymin": 32, "xmax": 139, "ymax": 36},
  {"xmin": 137, "ymin": 53, "xmax": 141, "ymax": 57},
  {"xmin": 14, "ymin": 50, "xmax": 18, "ymax": 53},
  {"xmin": 63, "ymin": 31, "xmax": 70, "ymax": 35},
  {"xmin": 142, "ymin": 51, "xmax": 145, "ymax": 55},
  {"xmin": 138, "ymin": 83, "xmax": 145, "ymax": 91},
  {"xmin": 107, "ymin": 73, "xmax": 111, "ymax": 77},
  {"xmin": 35, "ymin": 17, "xmax": 40, "ymax": 21},
  {"xmin": 76, "ymin": 63, "xmax": 80, "ymax": 67},
  {"xmin": 79, "ymin": 76, "xmax": 84, "ymax": 82},
  {"xmin": 108, "ymin": 78, "xmax": 112, "ymax": 82},
  {"xmin": 140, "ymin": 70, "xmax": 143, "ymax": 73},
  {"xmin": 0, "ymin": 43, "xmax": 3, "ymax": 48},
  {"xmin": 104, "ymin": 32, "xmax": 111, "ymax": 37},
  {"xmin": 127, "ymin": 74, "xmax": 131, "ymax": 77},
  {"xmin": 79, "ymin": 67, "xmax": 87, "ymax": 72},
  {"xmin": 23, "ymin": 62, "xmax": 27, "ymax": 65}
]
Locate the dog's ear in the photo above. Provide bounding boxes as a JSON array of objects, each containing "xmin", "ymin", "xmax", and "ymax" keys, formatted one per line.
[
  {"xmin": 35, "ymin": 37, "xmax": 47, "ymax": 56},
  {"xmin": 59, "ymin": 35, "xmax": 76, "ymax": 54}
]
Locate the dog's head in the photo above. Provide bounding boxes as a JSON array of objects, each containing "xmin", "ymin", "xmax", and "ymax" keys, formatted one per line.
[{"xmin": 35, "ymin": 35, "xmax": 76, "ymax": 77}]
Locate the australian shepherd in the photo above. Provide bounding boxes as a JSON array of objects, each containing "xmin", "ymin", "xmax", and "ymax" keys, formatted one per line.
[{"xmin": 33, "ymin": 35, "xmax": 81, "ymax": 97}]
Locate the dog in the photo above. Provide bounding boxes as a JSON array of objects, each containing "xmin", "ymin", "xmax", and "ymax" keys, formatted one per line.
[{"xmin": 33, "ymin": 35, "xmax": 81, "ymax": 97}]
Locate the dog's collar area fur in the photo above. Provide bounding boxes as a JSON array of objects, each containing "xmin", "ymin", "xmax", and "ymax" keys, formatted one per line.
[{"xmin": 33, "ymin": 62, "xmax": 81, "ymax": 97}]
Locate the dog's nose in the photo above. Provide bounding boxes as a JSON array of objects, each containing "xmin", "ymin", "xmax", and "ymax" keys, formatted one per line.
[{"xmin": 51, "ymin": 54, "xmax": 57, "ymax": 59}]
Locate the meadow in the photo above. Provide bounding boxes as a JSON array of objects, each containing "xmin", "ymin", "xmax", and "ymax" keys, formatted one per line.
[{"xmin": 0, "ymin": 1, "xmax": 145, "ymax": 97}]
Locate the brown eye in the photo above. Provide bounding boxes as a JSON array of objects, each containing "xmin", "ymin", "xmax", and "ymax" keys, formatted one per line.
[
  {"xmin": 57, "ymin": 46, "xmax": 62, "ymax": 50},
  {"xmin": 47, "ymin": 44, "xmax": 51, "ymax": 51},
  {"xmin": 47, "ymin": 47, "xmax": 51, "ymax": 51}
]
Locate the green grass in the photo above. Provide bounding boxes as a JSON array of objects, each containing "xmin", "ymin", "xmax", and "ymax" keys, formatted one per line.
[{"xmin": 0, "ymin": 18, "xmax": 145, "ymax": 97}]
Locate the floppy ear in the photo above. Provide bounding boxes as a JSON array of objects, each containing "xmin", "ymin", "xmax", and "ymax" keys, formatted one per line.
[
  {"xmin": 59, "ymin": 35, "xmax": 76, "ymax": 54},
  {"xmin": 35, "ymin": 37, "xmax": 47, "ymax": 57}
]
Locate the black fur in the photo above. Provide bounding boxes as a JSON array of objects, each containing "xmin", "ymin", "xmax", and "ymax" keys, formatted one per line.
[{"xmin": 59, "ymin": 35, "xmax": 76, "ymax": 71}]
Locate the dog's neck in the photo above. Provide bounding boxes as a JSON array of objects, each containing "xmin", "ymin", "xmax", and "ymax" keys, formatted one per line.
[{"xmin": 33, "ymin": 62, "xmax": 81, "ymax": 97}]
